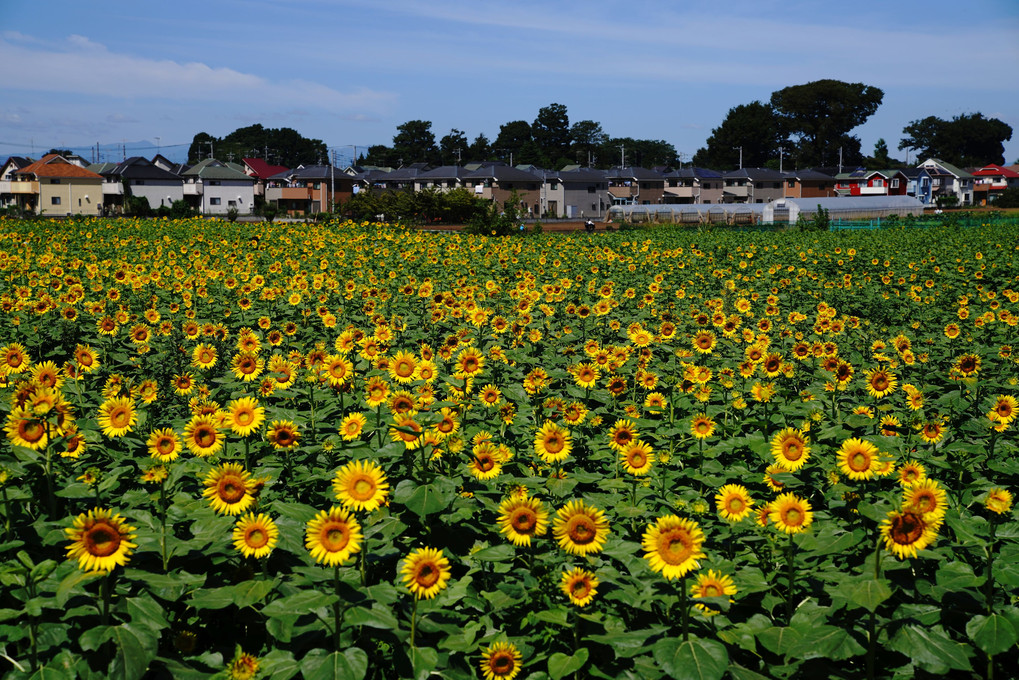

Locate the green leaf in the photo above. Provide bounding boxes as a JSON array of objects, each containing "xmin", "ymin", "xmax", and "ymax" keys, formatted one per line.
[
  {"xmin": 27, "ymin": 665, "xmax": 72, "ymax": 680},
  {"xmin": 757, "ymin": 626, "xmax": 804, "ymax": 656},
  {"xmin": 55, "ymin": 569, "xmax": 101, "ymax": 608},
  {"xmin": 847, "ymin": 578, "xmax": 893, "ymax": 613},
  {"xmin": 966, "ymin": 614, "xmax": 1018, "ymax": 656},
  {"xmin": 107, "ymin": 623, "xmax": 158, "ymax": 680},
  {"xmin": 726, "ymin": 663, "xmax": 772, "ymax": 680},
  {"xmin": 300, "ymin": 648, "xmax": 368, "ymax": 680},
  {"xmin": 935, "ymin": 561, "xmax": 984, "ymax": 590},
  {"xmin": 548, "ymin": 648, "xmax": 589, "ymax": 680},
  {"xmin": 78, "ymin": 625, "xmax": 112, "ymax": 651},
  {"xmin": 888, "ymin": 625, "xmax": 973, "ymax": 672},
  {"xmin": 587, "ymin": 627, "xmax": 667, "ymax": 658},
  {"xmin": 652, "ymin": 638, "xmax": 728, "ymax": 680},
  {"xmin": 231, "ymin": 579, "xmax": 278, "ymax": 608},
  {"xmin": 788, "ymin": 625, "xmax": 865, "ymax": 660},
  {"xmin": 471, "ymin": 544, "xmax": 516, "ymax": 561},
  {"xmin": 393, "ymin": 480, "xmax": 453, "ymax": 517},
  {"xmin": 410, "ymin": 646, "xmax": 438, "ymax": 680},
  {"xmin": 344, "ymin": 604, "xmax": 399, "ymax": 630},
  {"xmin": 263, "ymin": 590, "xmax": 338, "ymax": 618},
  {"xmin": 125, "ymin": 596, "xmax": 169, "ymax": 633}
]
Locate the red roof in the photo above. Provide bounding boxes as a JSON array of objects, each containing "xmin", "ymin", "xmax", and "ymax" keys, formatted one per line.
[
  {"xmin": 973, "ymin": 164, "xmax": 1019, "ymax": 178},
  {"xmin": 242, "ymin": 158, "xmax": 289, "ymax": 179},
  {"xmin": 19, "ymin": 154, "xmax": 103, "ymax": 179}
]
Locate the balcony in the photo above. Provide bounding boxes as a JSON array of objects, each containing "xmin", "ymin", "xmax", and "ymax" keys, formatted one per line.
[
  {"xmin": 102, "ymin": 183, "xmax": 124, "ymax": 196},
  {"xmin": 4, "ymin": 180, "xmax": 39, "ymax": 194},
  {"xmin": 183, "ymin": 183, "xmax": 203, "ymax": 196}
]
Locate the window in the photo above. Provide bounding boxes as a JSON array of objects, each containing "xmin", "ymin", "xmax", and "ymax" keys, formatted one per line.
[
  {"xmin": 891, "ymin": 179, "xmax": 900, "ymax": 188},
  {"xmin": 587, "ymin": 187, "xmax": 596, "ymax": 193},
  {"xmin": 207, "ymin": 180, "xmax": 221, "ymax": 186},
  {"xmin": 313, "ymin": 182, "xmax": 321, "ymax": 190},
  {"xmin": 228, "ymin": 200, "xmax": 237, "ymax": 207},
  {"xmin": 50, "ymin": 179, "xmax": 61, "ymax": 184},
  {"xmin": 51, "ymin": 196, "xmax": 61, "ymax": 205},
  {"xmin": 773, "ymin": 182, "xmax": 781, "ymax": 189},
  {"xmin": 134, "ymin": 180, "xmax": 145, "ymax": 185},
  {"xmin": 210, "ymin": 197, "xmax": 221, "ymax": 206}
]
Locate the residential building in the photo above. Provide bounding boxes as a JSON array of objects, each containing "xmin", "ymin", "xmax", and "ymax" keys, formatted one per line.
[
  {"xmin": 661, "ymin": 167, "xmax": 724, "ymax": 204},
  {"xmin": 14, "ymin": 154, "xmax": 103, "ymax": 216},
  {"xmin": 242, "ymin": 158, "xmax": 289, "ymax": 200},
  {"xmin": 834, "ymin": 169, "xmax": 908, "ymax": 197},
  {"xmin": 970, "ymin": 164, "xmax": 1019, "ymax": 205},
  {"xmin": 265, "ymin": 165, "xmax": 354, "ymax": 215},
  {"xmin": 917, "ymin": 158, "xmax": 974, "ymax": 206},
  {"xmin": 604, "ymin": 167, "xmax": 665, "ymax": 205},
  {"xmin": 782, "ymin": 169, "xmax": 836, "ymax": 198},
  {"xmin": 722, "ymin": 168, "xmax": 785, "ymax": 203},
  {"xmin": 1, "ymin": 157, "xmax": 35, "ymax": 212},
  {"xmin": 414, "ymin": 165, "xmax": 473, "ymax": 192},
  {"xmin": 901, "ymin": 168, "xmax": 933, "ymax": 204},
  {"xmin": 89, "ymin": 156, "xmax": 185, "ymax": 212},
  {"xmin": 181, "ymin": 159, "xmax": 257, "ymax": 214},
  {"xmin": 465, "ymin": 164, "xmax": 541, "ymax": 216}
]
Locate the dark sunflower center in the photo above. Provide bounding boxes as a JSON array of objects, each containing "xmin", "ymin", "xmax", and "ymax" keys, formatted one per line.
[
  {"xmin": 567, "ymin": 516, "xmax": 596, "ymax": 544},
  {"xmin": 85, "ymin": 523, "xmax": 120, "ymax": 556},
  {"xmin": 511, "ymin": 508, "xmax": 536, "ymax": 532},
  {"xmin": 218, "ymin": 478, "xmax": 245, "ymax": 503},
  {"xmin": 891, "ymin": 513, "xmax": 924, "ymax": 543},
  {"xmin": 415, "ymin": 563, "xmax": 439, "ymax": 587}
]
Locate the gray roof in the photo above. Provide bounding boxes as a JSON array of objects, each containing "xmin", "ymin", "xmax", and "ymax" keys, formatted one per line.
[
  {"xmin": 778, "ymin": 196, "xmax": 924, "ymax": 212},
  {"xmin": 182, "ymin": 158, "xmax": 254, "ymax": 181}
]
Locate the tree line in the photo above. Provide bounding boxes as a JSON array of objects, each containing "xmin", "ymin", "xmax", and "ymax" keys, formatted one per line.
[{"xmin": 186, "ymin": 81, "xmax": 1013, "ymax": 171}]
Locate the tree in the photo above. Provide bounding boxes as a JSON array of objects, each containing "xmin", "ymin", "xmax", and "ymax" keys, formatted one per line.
[
  {"xmin": 362, "ymin": 144, "xmax": 397, "ymax": 167},
  {"xmin": 391, "ymin": 120, "xmax": 439, "ymax": 165},
  {"xmin": 494, "ymin": 120, "xmax": 537, "ymax": 165},
  {"xmin": 569, "ymin": 120, "xmax": 608, "ymax": 166},
  {"xmin": 899, "ymin": 113, "xmax": 1013, "ymax": 167},
  {"xmin": 692, "ymin": 101, "xmax": 788, "ymax": 170},
  {"xmin": 770, "ymin": 80, "xmax": 884, "ymax": 167},
  {"xmin": 532, "ymin": 103, "xmax": 571, "ymax": 168},
  {"xmin": 469, "ymin": 133, "xmax": 492, "ymax": 161},
  {"xmin": 600, "ymin": 137, "xmax": 678, "ymax": 169},
  {"xmin": 439, "ymin": 129, "xmax": 469, "ymax": 165},
  {"xmin": 187, "ymin": 132, "xmax": 217, "ymax": 164},
  {"xmin": 867, "ymin": 138, "xmax": 894, "ymax": 168},
  {"xmin": 186, "ymin": 125, "xmax": 327, "ymax": 167}
]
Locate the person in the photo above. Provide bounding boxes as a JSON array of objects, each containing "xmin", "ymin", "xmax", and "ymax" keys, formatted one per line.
[{"xmin": 584, "ymin": 219, "xmax": 595, "ymax": 233}]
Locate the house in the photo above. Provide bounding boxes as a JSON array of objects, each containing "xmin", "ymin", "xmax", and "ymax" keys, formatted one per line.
[
  {"xmin": 834, "ymin": 169, "xmax": 908, "ymax": 197},
  {"xmin": 900, "ymin": 168, "xmax": 933, "ymax": 204},
  {"xmin": 14, "ymin": 154, "xmax": 103, "ymax": 216},
  {"xmin": 0, "ymin": 157, "xmax": 35, "ymax": 212},
  {"xmin": 414, "ymin": 165, "xmax": 473, "ymax": 192},
  {"xmin": 464, "ymin": 164, "xmax": 541, "ymax": 216},
  {"xmin": 536, "ymin": 167, "xmax": 611, "ymax": 218},
  {"xmin": 660, "ymin": 167, "xmax": 724, "ymax": 204},
  {"xmin": 782, "ymin": 169, "xmax": 836, "ymax": 198},
  {"xmin": 265, "ymin": 165, "xmax": 354, "ymax": 215},
  {"xmin": 181, "ymin": 159, "xmax": 257, "ymax": 214},
  {"xmin": 722, "ymin": 168, "xmax": 786, "ymax": 203},
  {"xmin": 88, "ymin": 156, "xmax": 185, "ymax": 213},
  {"xmin": 242, "ymin": 158, "xmax": 289, "ymax": 201},
  {"xmin": 970, "ymin": 164, "xmax": 1019, "ymax": 205},
  {"xmin": 917, "ymin": 158, "xmax": 974, "ymax": 206},
  {"xmin": 604, "ymin": 167, "xmax": 665, "ymax": 205}
]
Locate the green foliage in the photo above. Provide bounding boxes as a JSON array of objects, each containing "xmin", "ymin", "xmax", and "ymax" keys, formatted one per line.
[
  {"xmin": 342, "ymin": 188, "xmax": 485, "ymax": 225},
  {"xmin": 188, "ymin": 124, "xmax": 328, "ymax": 167},
  {"xmin": 693, "ymin": 101, "xmax": 788, "ymax": 170},
  {"xmin": 169, "ymin": 200, "xmax": 195, "ymax": 219},
  {"xmin": 226, "ymin": 207, "xmax": 239, "ymax": 223},
  {"xmin": 797, "ymin": 206, "xmax": 830, "ymax": 231},
  {"xmin": 991, "ymin": 187, "xmax": 1019, "ymax": 208},
  {"xmin": 900, "ymin": 113, "xmax": 1013, "ymax": 167}
]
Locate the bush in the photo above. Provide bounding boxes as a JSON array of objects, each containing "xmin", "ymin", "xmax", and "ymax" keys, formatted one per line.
[
  {"xmin": 169, "ymin": 200, "xmax": 195, "ymax": 219},
  {"xmin": 797, "ymin": 206, "xmax": 830, "ymax": 231},
  {"xmin": 991, "ymin": 187, "xmax": 1019, "ymax": 209},
  {"xmin": 262, "ymin": 204, "xmax": 278, "ymax": 223},
  {"xmin": 226, "ymin": 207, "xmax": 239, "ymax": 222}
]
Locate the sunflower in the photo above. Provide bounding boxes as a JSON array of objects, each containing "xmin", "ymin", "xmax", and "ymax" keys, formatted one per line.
[
  {"xmin": 202, "ymin": 463, "xmax": 255, "ymax": 516},
  {"xmin": 333, "ymin": 460, "xmax": 389, "ymax": 512},
  {"xmin": 232, "ymin": 513, "xmax": 278, "ymax": 559},
  {"xmin": 339, "ymin": 412, "xmax": 367, "ymax": 441},
  {"xmin": 897, "ymin": 460, "xmax": 926, "ymax": 487},
  {"xmin": 74, "ymin": 344, "xmax": 100, "ymax": 373},
  {"xmin": 322, "ymin": 354, "xmax": 354, "ymax": 387},
  {"xmin": 836, "ymin": 438, "xmax": 881, "ymax": 481},
  {"xmin": 534, "ymin": 421, "xmax": 572, "ymax": 464},
  {"xmin": 903, "ymin": 478, "xmax": 947, "ymax": 520},
  {"xmin": 690, "ymin": 413, "xmax": 716, "ymax": 440},
  {"xmin": 172, "ymin": 372, "xmax": 196, "ymax": 396},
  {"xmin": 918, "ymin": 420, "xmax": 947, "ymax": 444},
  {"xmin": 479, "ymin": 641, "xmax": 523, "ymax": 680},
  {"xmin": 690, "ymin": 569, "xmax": 737, "ymax": 616},
  {"xmin": 560, "ymin": 567, "xmax": 599, "ymax": 607},
  {"xmin": 226, "ymin": 397, "xmax": 265, "ymax": 437},
  {"xmin": 388, "ymin": 350, "xmax": 419, "ymax": 383},
  {"xmin": 184, "ymin": 414, "xmax": 224, "ymax": 457},
  {"xmin": 552, "ymin": 500, "xmax": 609, "ymax": 556},
  {"xmin": 641, "ymin": 515, "xmax": 705, "ymax": 580},
  {"xmin": 267, "ymin": 420, "xmax": 301, "ymax": 450},
  {"xmin": 226, "ymin": 650, "xmax": 260, "ymax": 680},
  {"xmin": 770, "ymin": 428, "xmax": 810, "ymax": 471},
  {"xmin": 389, "ymin": 412, "xmax": 423, "ymax": 450},
  {"xmin": 147, "ymin": 428, "xmax": 181, "ymax": 462},
  {"xmin": 769, "ymin": 493, "xmax": 813, "ymax": 534},
  {"xmin": 469, "ymin": 444, "xmax": 503, "ymax": 481},
  {"xmin": 989, "ymin": 395, "xmax": 1018, "ymax": 424},
  {"xmin": 305, "ymin": 506, "xmax": 363, "ymax": 566},
  {"xmin": 65, "ymin": 507, "xmax": 137, "ymax": 573},
  {"xmin": 401, "ymin": 547, "xmax": 452, "ymax": 599},
  {"xmin": 620, "ymin": 440, "xmax": 654, "ymax": 476},
  {"xmin": 954, "ymin": 353, "xmax": 981, "ymax": 377},
  {"xmin": 0, "ymin": 342, "xmax": 30, "ymax": 374},
  {"xmin": 192, "ymin": 343, "xmax": 218, "ymax": 370},
  {"xmin": 5, "ymin": 408, "xmax": 49, "ymax": 450},
  {"xmin": 607, "ymin": 418, "xmax": 638, "ymax": 451},
  {"xmin": 230, "ymin": 352, "xmax": 264, "ymax": 382},
  {"xmin": 571, "ymin": 362, "xmax": 600, "ymax": 389},
  {"xmin": 455, "ymin": 347, "xmax": 485, "ymax": 377},
  {"xmin": 863, "ymin": 367, "xmax": 897, "ymax": 398},
  {"xmin": 715, "ymin": 484, "xmax": 755, "ymax": 522},
  {"xmin": 880, "ymin": 508, "xmax": 940, "ymax": 559},
  {"xmin": 497, "ymin": 494, "xmax": 549, "ymax": 547},
  {"xmin": 985, "ymin": 488, "xmax": 1013, "ymax": 515},
  {"xmin": 692, "ymin": 330, "xmax": 717, "ymax": 354},
  {"xmin": 97, "ymin": 397, "xmax": 137, "ymax": 438}
]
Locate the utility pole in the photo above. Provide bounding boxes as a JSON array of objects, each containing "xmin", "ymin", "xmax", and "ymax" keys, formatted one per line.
[
  {"xmin": 619, "ymin": 144, "xmax": 625, "ymax": 168},
  {"xmin": 779, "ymin": 146, "xmax": 784, "ymax": 173},
  {"xmin": 206, "ymin": 141, "xmax": 214, "ymax": 160},
  {"xmin": 330, "ymin": 149, "xmax": 336, "ymax": 213},
  {"xmin": 155, "ymin": 137, "xmax": 161, "ymax": 157},
  {"xmin": 454, "ymin": 148, "xmax": 462, "ymax": 165},
  {"xmin": 733, "ymin": 146, "xmax": 743, "ymax": 170},
  {"xmin": 838, "ymin": 146, "xmax": 843, "ymax": 174}
]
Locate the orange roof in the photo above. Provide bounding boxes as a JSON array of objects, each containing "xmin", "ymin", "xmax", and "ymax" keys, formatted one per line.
[{"xmin": 19, "ymin": 154, "xmax": 103, "ymax": 179}]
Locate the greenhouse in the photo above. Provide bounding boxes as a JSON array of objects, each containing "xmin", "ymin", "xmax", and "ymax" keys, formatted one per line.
[
  {"xmin": 607, "ymin": 196, "xmax": 927, "ymax": 225},
  {"xmin": 606, "ymin": 203, "xmax": 768, "ymax": 225}
]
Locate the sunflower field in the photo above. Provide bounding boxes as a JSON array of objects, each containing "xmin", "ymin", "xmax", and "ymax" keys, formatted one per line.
[{"xmin": 0, "ymin": 215, "xmax": 1017, "ymax": 680}]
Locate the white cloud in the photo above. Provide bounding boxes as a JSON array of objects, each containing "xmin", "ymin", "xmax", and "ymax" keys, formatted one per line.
[{"xmin": 0, "ymin": 34, "xmax": 397, "ymax": 111}]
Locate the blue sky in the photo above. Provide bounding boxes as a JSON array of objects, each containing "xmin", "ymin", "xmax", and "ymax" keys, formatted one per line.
[{"xmin": 2, "ymin": 0, "xmax": 1018, "ymax": 167}]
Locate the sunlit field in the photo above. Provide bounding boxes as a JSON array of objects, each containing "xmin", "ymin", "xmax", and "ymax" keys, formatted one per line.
[{"xmin": 0, "ymin": 216, "xmax": 1017, "ymax": 680}]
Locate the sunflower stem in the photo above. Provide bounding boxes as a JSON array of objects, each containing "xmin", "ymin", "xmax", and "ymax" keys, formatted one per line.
[
  {"xmin": 409, "ymin": 596, "xmax": 419, "ymax": 648},
  {"xmin": 100, "ymin": 572, "xmax": 112, "ymax": 626},
  {"xmin": 866, "ymin": 536, "xmax": 882, "ymax": 680},
  {"xmin": 785, "ymin": 533, "xmax": 796, "ymax": 624},
  {"xmin": 985, "ymin": 519, "xmax": 997, "ymax": 615},
  {"xmin": 244, "ymin": 438, "xmax": 251, "ymax": 472},
  {"xmin": 680, "ymin": 575, "xmax": 689, "ymax": 641},
  {"xmin": 333, "ymin": 565, "xmax": 342, "ymax": 652},
  {"xmin": 1, "ymin": 484, "xmax": 11, "ymax": 542},
  {"xmin": 159, "ymin": 482, "xmax": 169, "ymax": 572}
]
